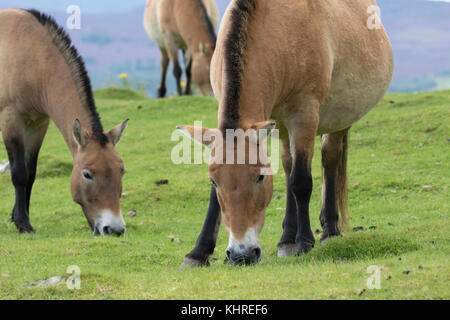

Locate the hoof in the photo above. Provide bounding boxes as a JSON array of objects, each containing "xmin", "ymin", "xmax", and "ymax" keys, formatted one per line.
[
  {"xmin": 157, "ymin": 87, "xmax": 166, "ymax": 98},
  {"xmin": 320, "ymin": 227, "xmax": 341, "ymax": 244},
  {"xmin": 297, "ymin": 240, "xmax": 314, "ymax": 255},
  {"xmin": 277, "ymin": 243, "xmax": 297, "ymax": 258},
  {"xmin": 17, "ymin": 225, "xmax": 35, "ymax": 234},
  {"xmin": 180, "ymin": 256, "xmax": 209, "ymax": 269}
]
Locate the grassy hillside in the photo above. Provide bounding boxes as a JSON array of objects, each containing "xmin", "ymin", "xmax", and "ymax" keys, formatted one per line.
[{"xmin": 0, "ymin": 89, "xmax": 448, "ymax": 299}]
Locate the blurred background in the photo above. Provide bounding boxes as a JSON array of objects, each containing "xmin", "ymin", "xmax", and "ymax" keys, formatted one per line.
[{"xmin": 0, "ymin": 0, "xmax": 449, "ymax": 96}]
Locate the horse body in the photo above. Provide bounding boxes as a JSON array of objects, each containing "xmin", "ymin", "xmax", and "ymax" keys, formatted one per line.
[
  {"xmin": 144, "ymin": 0, "xmax": 219, "ymax": 97},
  {"xmin": 0, "ymin": 9, "xmax": 128, "ymax": 234},
  {"xmin": 180, "ymin": 0, "xmax": 393, "ymax": 266}
]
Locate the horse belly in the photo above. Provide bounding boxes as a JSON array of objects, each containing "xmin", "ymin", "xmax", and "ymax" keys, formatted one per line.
[
  {"xmin": 143, "ymin": 0, "xmax": 165, "ymax": 48},
  {"xmin": 317, "ymin": 72, "xmax": 390, "ymax": 135},
  {"xmin": 318, "ymin": 50, "xmax": 393, "ymax": 134}
]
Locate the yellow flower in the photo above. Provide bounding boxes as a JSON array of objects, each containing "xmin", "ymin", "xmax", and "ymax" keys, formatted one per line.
[{"xmin": 119, "ymin": 73, "xmax": 128, "ymax": 79}]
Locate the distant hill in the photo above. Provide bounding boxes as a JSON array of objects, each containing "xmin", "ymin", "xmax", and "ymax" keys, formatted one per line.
[{"xmin": 0, "ymin": 0, "xmax": 449, "ymax": 95}]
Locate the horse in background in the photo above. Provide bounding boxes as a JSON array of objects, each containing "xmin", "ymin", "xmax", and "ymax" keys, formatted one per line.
[{"xmin": 144, "ymin": 0, "xmax": 219, "ymax": 97}]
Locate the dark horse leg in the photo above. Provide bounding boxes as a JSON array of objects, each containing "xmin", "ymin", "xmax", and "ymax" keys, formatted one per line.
[
  {"xmin": 164, "ymin": 38, "xmax": 183, "ymax": 96},
  {"xmin": 181, "ymin": 185, "xmax": 221, "ymax": 268},
  {"xmin": 157, "ymin": 49, "xmax": 169, "ymax": 98},
  {"xmin": 290, "ymin": 153, "xmax": 315, "ymax": 254},
  {"xmin": 24, "ymin": 119, "xmax": 49, "ymax": 215},
  {"xmin": 2, "ymin": 115, "xmax": 48, "ymax": 234},
  {"xmin": 277, "ymin": 140, "xmax": 298, "ymax": 257},
  {"xmin": 319, "ymin": 128, "xmax": 349, "ymax": 242},
  {"xmin": 183, "ymin": 50, "xmax": 193, "ymax": 96},
  {"xmin": 281, "ymin": 100, "xmax": 319, "ymax": 255}
]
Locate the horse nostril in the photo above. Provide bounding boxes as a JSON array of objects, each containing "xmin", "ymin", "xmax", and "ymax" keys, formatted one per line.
[
  {"xmin": 226, "ymin": 249, "xmax": 232, "ymax": 261},
  {"xmin": 253, "ymin": 247, "xmax": 262, "ymax": 260},
  {"xmin": 103, "ymin": 226, "xmax": 112, "ymax": 235}
]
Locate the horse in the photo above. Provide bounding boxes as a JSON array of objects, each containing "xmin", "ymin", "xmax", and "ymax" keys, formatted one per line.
[
  {"xmin": 178, "ymin": 0, "xmax": 393, "ymax": 266},
  {"xmin": 143, "ymin": 0, "xmax": 219, "ymax": 98},
  {"xmin": 0, "ymin": 9, "xmax": 129, "ymax": 235}
]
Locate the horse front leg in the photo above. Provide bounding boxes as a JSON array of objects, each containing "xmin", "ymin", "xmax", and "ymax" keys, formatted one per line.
[
  {"xmin": 4, "ymin": 136, "xmax": 33, "ymax": 233},
  {"xmin": 164, "ymin": 37, "xmax": 183, "ymax": 96},
  {"xmin": 181, "ymin": 185, "xmax": 221, "ymax": 268},
  {"xmin": 277, "ymin": 139, "xmax": 298, "ymax": 257},
  {"xmin": 157, "ymin": 49, "xmax": 169, "ymax": 98},
  {"xmin": 286, "ymin": 100, "xmax": 320, "ymax": 254}
]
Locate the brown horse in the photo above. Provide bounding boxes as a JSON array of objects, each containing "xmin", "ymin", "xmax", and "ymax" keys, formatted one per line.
[
  {"xmin": 144, "ymin": 0, "xmax": 219, "ymax": 97},
  {"xmin": 179, "ymin": 0, "xmax": 393, "ymax": 266},
  {"xmin": 0, "ymin": 9, "xmax": 129, "ymax": 235}
]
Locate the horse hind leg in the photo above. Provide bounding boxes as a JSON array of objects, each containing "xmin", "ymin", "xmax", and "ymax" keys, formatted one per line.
[{"xmin": 320, "ymin": 128, "xmax": 350, "ymax": 242}]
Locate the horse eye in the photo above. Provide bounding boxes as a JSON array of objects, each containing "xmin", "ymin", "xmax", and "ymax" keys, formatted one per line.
[
  {"xmin": 210, "ymin": 178, "xmax": 218, "ymax": 188},
  {"xmin": 256, "ymin": 175, "xmax": 266, "ymax": 184},
  {"xmin": 82, "ymin": 170, "xmax": 94, "ymax": 181}
]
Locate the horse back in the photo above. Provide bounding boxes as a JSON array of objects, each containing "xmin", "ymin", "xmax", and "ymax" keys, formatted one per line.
[{"xmin": 0, "ymin": 9, "xmax": 61, "ymax": 117}]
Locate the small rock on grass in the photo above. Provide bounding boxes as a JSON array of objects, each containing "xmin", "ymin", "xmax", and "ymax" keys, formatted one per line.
[
  {"xmin": 353, "ymin": 226, "xmax": 364, "ymax": 232},
  {"xmin": 403, "ymin": 270, "xmax": 410, "ymax": 275},
  {"xmin": 168, "ymin": 235, "xmax": 181, "ymax": 243},
  {"xmin": 155, "ymin": 179, "xmax": 169, "ymax": 186},
  {"xmin": 127, "ymin": 210, "xmax": 137, "ymax": 217},
  {"xmin": 22, "ymin": 276, "xmax": 66, "ymax": 288},
  {"xmin": 418, "ymin": 265, "xmax": 424, "ymax": 270}
]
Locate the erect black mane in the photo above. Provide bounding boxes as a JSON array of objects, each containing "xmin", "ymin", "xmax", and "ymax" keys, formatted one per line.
[
  {"xmin": 220, "ymin": 0, "xmax": 257, "ymax": 133},
  {"xmin": 26, "ymin": 9, "xmax": 109, "ymax": 145},
  {"xmin": 194, "ymin": 0, "xmax": 217, "ymax": 49}
]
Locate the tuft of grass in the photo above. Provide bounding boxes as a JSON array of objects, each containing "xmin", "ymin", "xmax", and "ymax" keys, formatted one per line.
[{"xmin": 0, "ymin": 89, "xmax": 448, "ymax": 300}]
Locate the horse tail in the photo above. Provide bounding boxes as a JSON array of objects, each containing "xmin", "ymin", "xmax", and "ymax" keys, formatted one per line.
[{"xmin": 337, "ymin": 129, "xmax": 350, "ymax": 231}]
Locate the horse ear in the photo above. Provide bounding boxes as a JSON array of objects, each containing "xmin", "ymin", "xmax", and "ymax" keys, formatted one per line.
[
  {"xmin": 250, "ymin": 121, "xmax": 277, "ymax": 144},
  {"xmin": 72, "ymin": 119, "xmax": 89, "ymax": 148},
  {"xmin": 107, "ymin": 119, "xmax": 129, "ymax": 146},
  {"xmin": 176, "ymin": 125, "xmax": 219, "ymax": 149}
]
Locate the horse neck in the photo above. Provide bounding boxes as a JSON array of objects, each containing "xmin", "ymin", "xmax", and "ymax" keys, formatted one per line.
[
  {"xmin": 43, "ymin": 61, "xmax": 93, "ymax": 158},
  {"xmin": 218, "ymin": 68, "xmax": 275, "ymax": 131},
  {"xmin": 179, "ymin": 0, "xmax": 215, "ymax": 52}
]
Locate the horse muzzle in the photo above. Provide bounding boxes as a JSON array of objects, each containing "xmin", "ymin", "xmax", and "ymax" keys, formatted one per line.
[{"xmin": 93, "ymin": 210, "xmax": 126, "ymax": 236}]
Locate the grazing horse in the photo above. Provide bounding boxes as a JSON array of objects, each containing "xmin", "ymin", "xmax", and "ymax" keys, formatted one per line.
[
  {"xmin": 178, "ymin": 0, "xmax": 393, "ymax": 266},
  {"xmin": 144, "ymin": 0, "xmax": 219, "ymax": 97},
  {"xmin": 0, "ymin": 9, "xmax": 129, "ymax": 235}
]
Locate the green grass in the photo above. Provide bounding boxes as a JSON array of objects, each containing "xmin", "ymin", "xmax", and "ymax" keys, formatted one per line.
[{"xmin": 0, "ymin": 88, "xmax": 449, "ymax": 300}]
